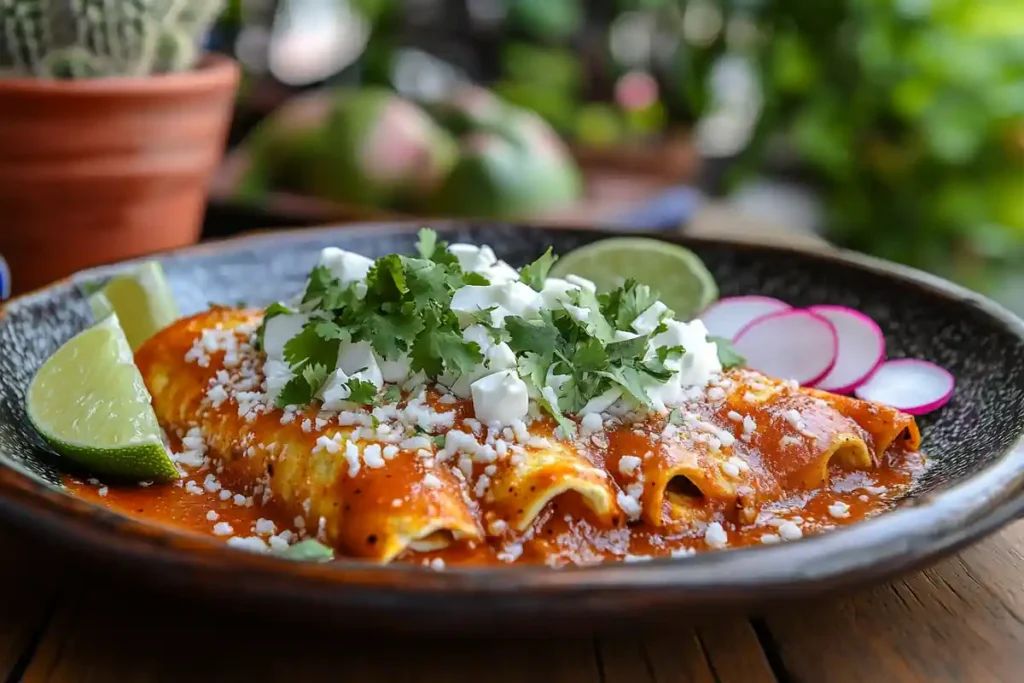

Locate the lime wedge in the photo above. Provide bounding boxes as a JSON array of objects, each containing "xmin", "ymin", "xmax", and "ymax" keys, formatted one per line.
[
  {"xmin": 26, "ymin": 315, "xmax": 178, "ymax": 482},
  {"xmin": 88, "ymin": 261, "xmax": 179, "ymax": 351},
  {"xmin": 549, "ymin": 237, "xmax": 719, "ymax": 321}
]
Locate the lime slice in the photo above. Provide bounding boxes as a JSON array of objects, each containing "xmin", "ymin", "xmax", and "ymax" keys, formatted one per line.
[
  {"xmin": 88, "ymin": 261, "xmax": 179, "ymax": 351},
  {"xmin": 549, "ymin": 237, "xmax": 719, "ymax": 321},
  {"xmin": 26, "ymin": 315, "xmax": 178, "ymax": 482}
]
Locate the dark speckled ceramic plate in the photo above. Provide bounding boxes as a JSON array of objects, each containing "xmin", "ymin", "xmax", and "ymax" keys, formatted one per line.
[{"xmin": 2, "ymin": 222, "xmax": 1024, "ymax": 633}]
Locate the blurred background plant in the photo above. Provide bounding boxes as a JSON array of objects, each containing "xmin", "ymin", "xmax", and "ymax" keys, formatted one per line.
[
  {"xmin": 0, "ymin": 0, "xmax": 226, "ymax": 78},
  {"xmin": 676, "ymin": 0, "xmax": 1024, "ymax": 300},
  {"xmin": 207, "ymin": 0, "xmax": 1024, "ymax": 309}
]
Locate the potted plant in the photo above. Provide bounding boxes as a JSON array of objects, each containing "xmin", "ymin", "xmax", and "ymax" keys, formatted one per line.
[{"xmin": 0, "ymin": 1, "xmax": 238, "ymax": 296}]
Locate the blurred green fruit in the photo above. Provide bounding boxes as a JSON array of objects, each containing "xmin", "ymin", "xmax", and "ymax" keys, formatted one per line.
[
  {"xmin": 424, "ymin": 86, "xmax": 507, "ymax": 136},
  {"xmin": 428, "ymin": 108, "xmax": 583, "ymax": 218},
  {"xmin": 310, "ymin": 88, "xmax": 458, "ymax": 209},
  {"xmin": 237, "ymin": 92, "xmax": 334, "ymax": 204}
]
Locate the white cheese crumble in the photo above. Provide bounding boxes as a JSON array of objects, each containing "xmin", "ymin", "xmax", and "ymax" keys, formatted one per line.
[
  {"xmin": 704, "ymin": 522, "xmax": 729, "ymax": 548},
  {"xmin": 618, "ymin": 455, "xmax": 642, "ymax": 476},
  {"xmin": 227, "ymin": 536, "xmax": 270, "ymax": 553},
  {"xmin": 828, "ymin": 501, "xmax": 851, "ymax": 519},
  {"xmin": 580, "ymin": 412, "xmax": 604, "ymax": 435},
  {"xmin": 213, "ymin": 522, "xmax": 234, "ymax": 536},
  {"xmin": 779, "ymin": 521, "xmax": 803, "ymax": 541}
]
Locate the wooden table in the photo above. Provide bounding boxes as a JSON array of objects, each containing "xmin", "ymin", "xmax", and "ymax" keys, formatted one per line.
[{"xmin": 1, "ymin": 519, "xmax": 1022, "ymax": 682}]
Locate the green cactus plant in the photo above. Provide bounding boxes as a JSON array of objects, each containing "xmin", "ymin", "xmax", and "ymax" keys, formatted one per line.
[{"xmin": 0, "ymin": 0, "xmax": 226, "ymax": 79}]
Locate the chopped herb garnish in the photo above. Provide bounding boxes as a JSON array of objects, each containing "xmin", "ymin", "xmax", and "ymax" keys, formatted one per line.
[
  {"xmin": 346, "ymin": 378, "xmax": 378, "ymax": 406},
  {"xmin": 262, "ymin": 229, "xmax": 726, "ymax": 426},
  {"xmin": 519, "ymin": 247, "xmax": 557, "ymax": 291},
  {"xmin": 275, "ymin": 539, "xmax": 335, "ymax": 562},
  {"xmin": 709, "ymin": 336, "xmax": 746, "ymax": 370},
  {"xmin": 599, "ymin": 278, "xmax": 663, "ymax": 331},
  {"xmin": 416, "ymin": 227, "xmax": 438, "ymax": 259}
]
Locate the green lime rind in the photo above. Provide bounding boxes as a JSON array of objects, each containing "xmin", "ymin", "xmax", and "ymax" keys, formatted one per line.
[
  {"xmin": 26, "ymin": 315, "xmax": 178, "ymax": 483},
  {"xmin": 549, "ymin": 237, "xmax": 719, "ymax": 321},
  {"xmin": 89, "ymin": 261, "xmax": 179, "ymax": 351}
]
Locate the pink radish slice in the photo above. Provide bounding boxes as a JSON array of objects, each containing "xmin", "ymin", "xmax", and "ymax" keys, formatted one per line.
[
  {"xmin": 854, "ymin": 359, "xmax": 954, "ymax": 415},
  {"xmin": 699, "ymin": 296, "xmax": 792, "ymax": 341},
  {"xmin": 733, "ymin": 310, "xmax": 838, "ymax": 386},
  {"xmin": 807, "ymin": 305, "xmax": 886, "ymax": 393}
]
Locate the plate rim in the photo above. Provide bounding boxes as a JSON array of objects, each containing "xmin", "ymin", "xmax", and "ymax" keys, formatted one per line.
[{"xmin": 2, "ymin": 221, "xmax": 1024, "ymax": 615}]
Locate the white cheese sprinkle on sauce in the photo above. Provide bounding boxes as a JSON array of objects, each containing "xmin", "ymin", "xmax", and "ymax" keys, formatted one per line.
[
  {"xmin": 213, "ymin": 522, "xmax": 234, "ymax": 536},
  {"xmin": 779, "ymin": 521, "xmax": 803, "ymax": 541},
  {"xmin": 618, "ymin": 455, "xmax": 642, "ymax": 476},
  {"xmin": 704, "ymin": 522, "xmax": 729, "ymax": 548},
  {"xmin": 828, "ymin": 501, "xmax": 851, "ymax": 519}
]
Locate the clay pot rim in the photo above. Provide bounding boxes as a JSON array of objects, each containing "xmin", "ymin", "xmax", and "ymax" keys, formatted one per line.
[{"xmin": 0, "ymin": 52, "xmax": 238, "ymax": 95}]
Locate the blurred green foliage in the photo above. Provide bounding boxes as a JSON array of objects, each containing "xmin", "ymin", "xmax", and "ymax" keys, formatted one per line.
[{"xmin": 679, "ymin": 0, "xmax": 1024, "ymax": 292}]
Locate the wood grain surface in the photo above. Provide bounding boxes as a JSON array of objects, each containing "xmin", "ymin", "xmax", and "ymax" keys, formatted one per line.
[{"xmin": 0, "ymin": 520, "xmax": 1018, "ymax": 683}]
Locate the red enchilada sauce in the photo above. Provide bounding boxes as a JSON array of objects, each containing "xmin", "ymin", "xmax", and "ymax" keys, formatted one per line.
[{"xmin": 64, "ymin": 407, "xmax": 926, "ymax": 567}]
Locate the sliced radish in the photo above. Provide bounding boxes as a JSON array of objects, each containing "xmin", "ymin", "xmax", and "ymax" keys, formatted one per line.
[
  {"xmin": 733, "ymin": 310, "xmax": 838, "ymax": 386},
  {"xmin": 699, "ymin": 296, "xmax": 792, "ymax": 341},
  {"xmin": 807, "ymin": 305, "xmax": 886, "ymax": 393},
  {"xmin": 854, "ymin": 359, "xmax": 954, "ymax": 415}
]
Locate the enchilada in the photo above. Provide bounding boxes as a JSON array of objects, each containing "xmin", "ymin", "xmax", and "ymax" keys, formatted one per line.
[{"xmin": 66, "ymin": 232, "xmax": 926, "ymax": 566}]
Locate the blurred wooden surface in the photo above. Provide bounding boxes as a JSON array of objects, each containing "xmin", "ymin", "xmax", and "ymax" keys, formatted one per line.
[{"xmin": 2, "ymin": 521, "xmax": 1022, "ymax": 682}]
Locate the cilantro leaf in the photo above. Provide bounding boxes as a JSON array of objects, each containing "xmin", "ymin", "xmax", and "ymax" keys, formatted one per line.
[
  {"xmin": 602, "ymin": 279, "xmax": 663, "ymax": 330},
  {"xmin": 568, "ymin": 289, "xmax": 616, "ymax": 343},
  {"xmin": 519, "ymin": 247, "xmax": 557, "ymax": 291},
  {"xmin": 572, "ymin": 337, "xmax": 609, "ymax": 373},
  {"xmin": 417, "ymin": 228, "xmax": 458, "ymax": 267},
  {"xmin": 640, "ymin": 344, "xmax": 684, "ymax": 379},
  {"xmin": 383, "ymin": 384, "xmax": 402, "ymax": 404},
  {"xmin": 283, "ymin": 322, "xmax": 341, "ymax": 370},
  {"xmin": 275, "ymin": 538, "xmax": 335, "ymax": 562},
  {"xmin": 360, "ymin": 307, "xmax": 423, "ymax": 360},
  {"xmin": 410, "ymin": 309, "xmax": 483, "ymax": 376},
  {"xmin": 302, "ymin": 266, "xmax": 342, "ymax": 308},
  {"xmin": 462, "ymin": 271, "xmax": 490, "ymax": 286},
  {"xmin": 366, "ymin": 255, "xmax": 409, "ymax": 300},
  {"xmin": 314, "ymin": 320, "xmax": 350, "ymax": 342},
  {"xmin": 605, "ymin": 334, "xmax": 650, "ymax": 363},
  {"xmin": 709, "ymin": 336, "xmax": 746, "ymax": 370},
  {"xmin": 416, "ymin": 228, "xmax": 438, "ymax": 259},
  {"xmin": 517, "ymin": 352, "xmax": 551, "ymax": 391},
  {"xmin": 598, "ymin": 366, "xmax": 652, "ymax": 408},
  {"xmin": 403, "ymin": 257, "xmax": 453, "ymax": 306},
  {"xmin": 277, "ymin": 374, "xmax": 315, "ymax": 408},
  {"xmin": 346, "ymin": 378, "xmax": 378, "ymax": 406},
  {"xmin": 505, "ymin": 315, "xmax": 559, "ymax": 357},
  {"xmin": 301, "ymin": 363, "xmax": 330, "ymax": 395}
]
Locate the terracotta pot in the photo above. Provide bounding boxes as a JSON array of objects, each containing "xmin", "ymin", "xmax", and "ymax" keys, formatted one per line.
[{"xmin": 0, "ymin": 54, "xmax": 240, "ymax": 296}]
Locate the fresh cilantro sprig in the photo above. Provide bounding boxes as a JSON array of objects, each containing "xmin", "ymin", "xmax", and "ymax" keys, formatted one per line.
[
  {"xmin": 519, "ymin": 247, "xmax": 557, "ymax": 291},
  {"xmin": 268, "ymin": 229, "xmax": 485, "ymax": 408},
  {"xmin": 709, "ymin": 336, "xmax": 746, "ymax": 370}
]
